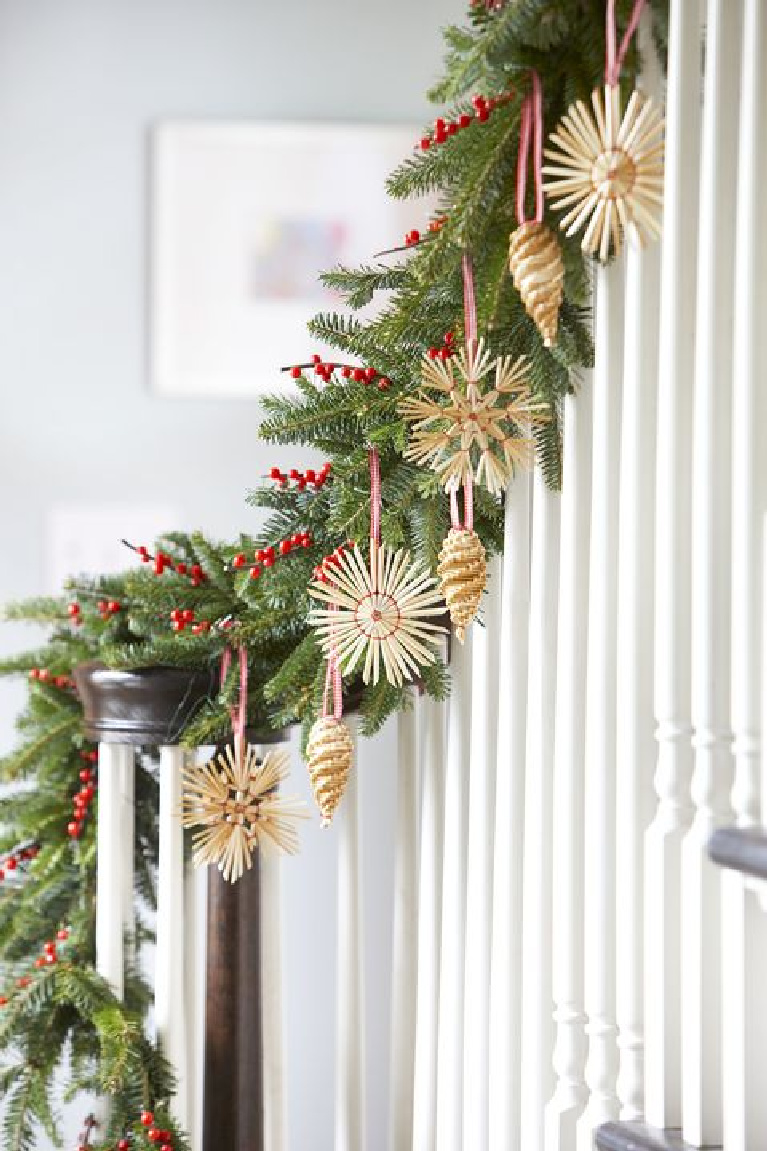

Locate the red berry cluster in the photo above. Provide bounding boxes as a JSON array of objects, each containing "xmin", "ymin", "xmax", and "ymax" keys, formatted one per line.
[
  {"xmin": 136, "ymin": 1110, "xmax": 175, "ymax": 1151},
  {"xmin": 169, "ymin": 608, "xmax": 211, "ymax": 635},
  {"xmin": 231, "ymin": 531, "xmax": 314, "ymax": 582},
  {"xmin": 136, "ymin": 546, "xmax": 206, "ymax": 585},
  {"xmin": 427, "ymin": 330, "xmax": 457, "ymax": 361},
  {"xmin": 0, "ymin": 926, "xmax": 70, "ymax": 1007},
  {"xmin": 0, "ymin": 842, "xmax": 40, "ymax": 882},
  {"xmin": 67, "ymin": 602, "xmax": 82, "ymax": 625},
  {"xmin": 68, "ymin": 760, "xmax": 97, "ymax": 839},
  {"xmin": 312, "ymin": 540, "xmax": 356, "ymax": 584},
  {"xmin": 269, "ymin": 461, "xmax": 332, "ymax": 489},
  {"xmin": 29, "ymin": 667, "xmax": 75, "ymax": 690},
  {"xmin": 420, "ymin": 94, "xmax": 510, "ymax": 150},
  {"xmin": 289, "ymin": 359, "xmax": 393, "ymax": 391},
  {"xmin": 97, "ymin": 599, "xmax": 121, "ymax": 620},
  {"xmin": 404, "ymin": 228, "xmax": 421, "ymax": 246}
]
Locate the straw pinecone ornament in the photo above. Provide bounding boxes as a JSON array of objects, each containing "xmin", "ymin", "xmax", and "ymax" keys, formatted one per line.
[
  {"xmin": 437, "ymin": 527, "xmax": 487, "ymax": 643},
  {"xmin": 508, "ymin": 221, "xmax": 564, "ymax": 347},
  {"xmin": 306, "ymin": 716, "xmax": 354, "ymax": 826}
]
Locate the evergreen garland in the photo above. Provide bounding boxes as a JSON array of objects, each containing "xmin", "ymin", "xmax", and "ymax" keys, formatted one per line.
[{"xmin": 0, "ymin": 1, "xmax": 668, "ymax": 1140}]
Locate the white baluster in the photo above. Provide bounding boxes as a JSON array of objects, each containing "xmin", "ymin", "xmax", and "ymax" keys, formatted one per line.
[
  {"xmin": 96, "ymin": 742, "xmax": 134, "ymax": 1000},
  {"xmin": 260, "ymin": 742, "xmax": 287, "ymax": 1151},
  {"xmin": 435, "ymin": 632, "xmax": 473, "ymax": 1151},
  {"xmin": 520, "ymin": 476, "xmax": 561, "ymax": 1151},
  {"xmin": 721, "ymin": 6, "xmax": 767, "ymax": 1147},
  {"xmin": 644, "ymin": 0, "xmax": 703, "ymax": 1128},
  {"xmin": 681, "ymin": 1, "xmax": 742, "ymax": 1143},
  {"xmin": 614, "ymin": 20, "xmax": 662, "ymax": 1123},
  {"xmin": 155, "ymin": 745, "xmax": 189, "ymax": 1128},
  {"xmin": 412, "ymin": 692, "xmax": 446, "ymax": 1151},
  {"xmin": 463, "ymin": 557, "xmax": 502, "ymax": 1149},
  {"xmin": 576, "ymin": 259, "xmax": 625, "ymax": 1150},
  {"xmin": 389, "ymin": 697, "xmax": 419, "ymax": 1151},
  {"xmin": 544, "ymin": 379, "xmax": 592, "ymax": 1151},
  {"xmin": 336, "ymin": 714, "xmax": 365, "ymax": 1151},
  {"xmin": 184, "ymin": 858, "xmax": 207, "ymax": 1151},
  {"xmin": 489, "ymin": 473, "xmax": 531, "ymax": 1151}
]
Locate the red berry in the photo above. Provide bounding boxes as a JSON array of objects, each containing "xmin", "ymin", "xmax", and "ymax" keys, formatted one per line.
[
  {"xmin": 67, "ymin": 821, "xmax": 81, "ymax": 838},
  {"xmin": 45, "ymin": 952, "xmax": 56, "ymax": 965},
  {"xmin": 440, "ymin": 346, "xmax": 451, "ymax": 360},
  {"xmin": 118, "ymin": 1141, "xmax": 130, "ymax": 1151},
  {"xmin": 265, "ymin": 546, "xmax": 275, "ymax": 561},
  {"xmin": 140, "ymin": 1112, "xmax": 154, "ymax": 1127},
  {"xmin": 305, "ymin": 469, "xmax": 316, "ymax": 483},
  {"xmin": 171, "ymin": 620, "xmax": 185, "ymax": 632},
  {"xmin": 289, "ymin": 468, "xmax": 300, "ymax": 480},
  {"xmin": 182, "ymin": 609, "xmax": 194, "ymax": 623},
  {"xmin": 459, "ymin": 114, "xmax": 472, "ymax": 129},
  {"xmin": 35, "ymin": 957, "xmax": 45, "ymax": 969},
  {"xmin": 153, "ymin": 556, "xmax": 165, "ymax": 575},
  {"xmin": 170, "ymin": 609, "xmax": 181, "ymax": 622},
  {"xmin": 0, "ymin": 997, "xmax": 7, "ymax": 1007},
  {"xmin": 428, "ymin": 347, "xmax": 439, "ymax": 359},
  {"xmin": 420, "ymin": 136, "xmax": 431, "ymax": 150},
  {"xmin": 279, "ymin": 540, "xmax": 292, "ymax": 556},
  {"xmin": 17, "ymin": 977, "xmax": 30, "ymax": 988},
  {"xmin": 108, "ymin": 600, "xmax": 120, "ymax": 614},
  {"xmin": 291, "ymin": 533, "xmax": 303, "ymax": 546},
  {"xmin": 29, "ymin": 668, "xmax": 40, "ymax": 681},
  {"xmin": 353, "ymin": 368, "xmax": 365, "ymax": 382},
  {"xmin": 6, "ymin": 857, "xmax": 16, "ymax": 871},
  {"xmin": 57, "ymin": 928, "xmax": 69, "ymax": 941},
  {"xmin": 159, "ymin": 1132, "xmax": 171, "ymax": 1143},
  {"xmin": 176, "ymin": 562, "xmax": 187, "ymax": 575},
  {"xmin": 67, "ymin": 603, "xmax": 80, "ymax": 617},
  {"xmin": 232, "ymin": 553, "xmax": 246, "ymax": 569},
  {"xmin": 445, "ymin": 331, "xmax": 454, "ymax": 344},
  {"xmin": 161, "ymin": 1145, "xmax": 173, "ymax": 1151},
  {"xmin": 378, "ymin": 378, "xmax": 391, "ymax": 391},
  {"xmin": 478, "ymin": 107, "xmax": 489, "ymax": 122},
  {"xmin": 472, "ymin": 94, "xmax": 486, "ymax": 111},
  {"xmin": 263, "ymin": 556, "xmax": 274, "ymax": 568},
  {"xmin": 447, "ymin": 122, "xmax": 458, "ymax": 136},
  {"xmin": 38, "ymin": 668, "xmax": 50, "ymax": 682},
  {"xmin": 44, "ymin": 941, "xmax": 55, "ymax": 954},
  {"xmin": 148, "ymin": 1130, "xmax": 162, "ymax": 1144},
  {"xmin": 290, "ymin": 366, "xmax": 301, "ymax": 379},
  {"xmin": 0, "ymin": 870, "xmax": 5, "ymax": 881},
  {"xmin": 79, "ymin": 769, "xmax": 92, "ymax": 783},
  {"xmin": 342, "ymin": 366, "xmax": 351, "ymax": 378},
  {"xmin": 312, "ymin": 353, "xmax": 321, "ymax": 364},
  {"xmin": 256, "ymin": 549, "xmax": 266, "ymax": 562},
  {"xmin": 83, "ymin": 785, "xmax": 95, "ymax": 801},
  {"xmin": 250, "ymin": 566, "xmax": 262, "ymax": 580},
  {"xmin": 54, "ymin": 675, "xmax": 69, "ymax": 688},
  {"xmin": 190, "ymin": 565, "xmax": 203, "ymax": 580},
  {"xmin": 269, "ymin": 466, "xmax": 281, "ymax": 479}
]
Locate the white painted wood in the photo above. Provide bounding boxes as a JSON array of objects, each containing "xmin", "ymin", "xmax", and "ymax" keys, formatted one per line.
[
  {"xmin": 681, "ymin": 2, "xmax": 742, "ymax": 1143},
  {"xmin": 435, "ymin": 632, "xmax": 473, "ymax": 1151},
  {"xmin": 614, "ymin": 20, "xmax": 662, "ymax": 1126},
  {"xmin": 184, "ymin": 858, "xmax": 207, "ymax": 1151},
  {"xmin": 520, "ymin": 476, "xmax": 561, "ymax": 1151},
  {"xmin": 544, "ymin": 379, "xmax": 592, "ymax": 1151},
  {"xmin": 259, "ymin": 744, "xmax": 287, "ymax": 1151},
  {"xmin": 335, "ymin": 714, "xmax": 365, "ymax": 1151},
  {"xmin": 731, "ymin": 0, "xmax": 767, "ymax": 840},
  {"xmin": 389, "ymin": 697, "xmax": 419, "ymax": 1151},
  {"xmin": 96, "ymin": 742, "xmax": 134, "ymax": 1000},
  {"xmin": 155, "ymin": 745, "xmax": 189, "ymax": 1128},
  {"xmin": 412, "ymin": 691, "xmax": 446, "ymax": 1151},
  {"xmin": 576, "ymin": 259, "xmax": 625, "ymax": 1151},
  {"xmin": 644, "ymin": 0, "xmax": 703, "ymax": 1128},
  {"xmin": 463, "ymin": 557, "xmax": 501, "ymax": 1149},
  {"xmin": 489, "ymin": 473, "xmax": 531, "ymax": 1151},
  {"xmin": 723, "ymin": 201, "xmax": 767, "ymax": 1141}
]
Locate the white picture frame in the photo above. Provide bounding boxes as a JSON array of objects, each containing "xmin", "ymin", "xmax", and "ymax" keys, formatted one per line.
[{"xmin": 151, "ymin": 121, "xmax": 427, "ymax": 398}]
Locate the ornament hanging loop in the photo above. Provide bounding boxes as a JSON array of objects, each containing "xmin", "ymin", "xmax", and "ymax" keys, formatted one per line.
[
  {"xmin": 605, "ymin": 0, "xmax": 646, "ymax": 87},
  {"xmin": 515, "ymin": 70, "xmax": 544, "ymax": 226}
]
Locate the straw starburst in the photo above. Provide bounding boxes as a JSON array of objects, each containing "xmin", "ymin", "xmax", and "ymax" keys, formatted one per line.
[
  {"xmin": 308, "ymin": 543, "xmax": 446, "ymax": 687},
  {"xmin": 542, "ymin": 84, "xmax": 664, "ymax": 262},
  {"xmin": 182, "ymin": 738, "xmax": 305, "ymax": 883},
  {"xmin": 399, "ymin": 339, "xmax": 544, "ymax": 497}
]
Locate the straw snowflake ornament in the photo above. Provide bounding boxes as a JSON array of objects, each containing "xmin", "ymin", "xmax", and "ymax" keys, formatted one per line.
[
  {"xmin": 309, "ymin": 540, "xmax": 446, "ymax": 687},
  {"xmin": 308, "ymin": 448, "xmax": 447, "ymax": 688},
  {"xmin": 182, "ymin": 736, "xmax": 304, "ymax": 883},
  {"xmin": 542, "ymin": 0, "xmax": 664, "ymax": 262},
  {"xmin": 399, "ymin": 340, "xmax": 543, "ymax": 498}
]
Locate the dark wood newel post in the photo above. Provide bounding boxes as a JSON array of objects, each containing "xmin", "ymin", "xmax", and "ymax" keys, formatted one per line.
[{"xmin": 203, "ymin": 727, "xmax": 287, "ymax": 1151}]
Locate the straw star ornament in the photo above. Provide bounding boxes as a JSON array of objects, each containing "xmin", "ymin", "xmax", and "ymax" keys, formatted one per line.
[
  {"xmin": 182, "ymin": 737, "xmax": 305, "ymax": 883},
  {"xmin": 399, "ymin": 339, "xmax": 544, "ymax": 497},
  {"xmin": 542, "ymin": 84, "xmax": 664, "ymax": 262},
  {"xmin": 309, "ymin": 541, "xmax": 446, "ymax": 687}
]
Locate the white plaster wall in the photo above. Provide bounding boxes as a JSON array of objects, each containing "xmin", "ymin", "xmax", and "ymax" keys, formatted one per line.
[{"xmin": 0, "ymin": 1, "xmax": 463, "ymax": 1147}]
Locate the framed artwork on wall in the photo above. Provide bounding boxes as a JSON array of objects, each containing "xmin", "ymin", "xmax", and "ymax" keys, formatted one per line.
[{"xmin": 151, "ymin": 121, "xmax": 425, "ymax": 398}]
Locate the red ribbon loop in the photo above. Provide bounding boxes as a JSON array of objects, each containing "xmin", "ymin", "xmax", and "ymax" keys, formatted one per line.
[
  {"xmin": 606, "ymin": 0, "xmax": 646, "ymax": 87},
  {"xmin": 516, "ymin": 71, "xmax": 544, "ymax": 226},
  {"xmin": 220, "ymin": 645, "xmax": 248, "ymax": 744}
]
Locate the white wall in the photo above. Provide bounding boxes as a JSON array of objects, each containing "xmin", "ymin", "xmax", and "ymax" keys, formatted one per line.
[{"xmin": 0, "ymin": 1, "xmax": 463, "ymax": 1147}]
